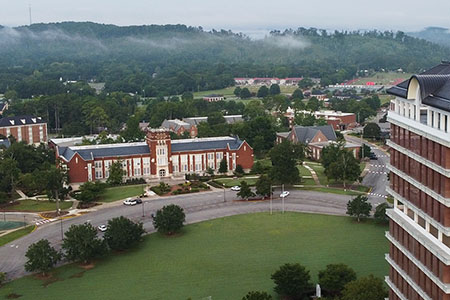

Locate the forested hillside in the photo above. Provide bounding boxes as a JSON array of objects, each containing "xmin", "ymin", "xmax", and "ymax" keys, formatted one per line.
[{"xmin": 0, "ymin": 22, "xmax": 449, "ymax": 96}]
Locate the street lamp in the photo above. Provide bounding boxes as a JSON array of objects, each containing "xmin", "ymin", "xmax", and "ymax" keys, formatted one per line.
[
  {"xmin": 142, "ymin": 201, "xmax": 145, "ymax": 218},
  {"xmin": 223, "ymin": 183, "xmax": 226, "ymax": 203},
  {"xmin": 60, "ymin": 217, "xmax": 63, "ymax": 240}
]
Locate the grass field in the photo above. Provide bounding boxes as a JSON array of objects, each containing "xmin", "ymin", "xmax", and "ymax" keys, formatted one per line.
[
  {"xmin": 193, "ymin": 85, "xmax": 299, "ymax": 98},
  {"xmin": 213, "ymin": 176, "xmax": 259, "ymax": 188},
  {"xmin": 0, "ymin": 213, "xmax": 388, "ymax": 300},
  {"xmin": 297, "ymin": 186, "xmax": 364, "ymax": 196},
  {"xmin": 304, "ymin": 163, "xmax": 329, "ymax": 186},
  {"xmin": 0, "ymin": 226, "xmax": 34, "ymax": 247},
  {"xmin": 0, "ymin": 200, "xmax": 73, "ymax": 212},
  {"xmin": 99, "ymin": 185, "xmax": 144, "ymax": 203},
  {"xmin": 350, "ymin": 71, "xmax": 412, "ymax": 86}
]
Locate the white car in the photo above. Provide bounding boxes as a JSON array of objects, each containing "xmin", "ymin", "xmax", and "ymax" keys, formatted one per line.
[
  {"xmin": 231, "ymin": 186, "xmax": 241, "ymax": 191},
  {"xmin": 280, "ymin": 191, "xmax": 290, "ymax": 198},
  {"xmin": 97, "ymin": 225, "xmax": 107, "ymax": 232},
  {"xmin": 123, "ymin": 198, "xmax": 137, "ymax": 206}
]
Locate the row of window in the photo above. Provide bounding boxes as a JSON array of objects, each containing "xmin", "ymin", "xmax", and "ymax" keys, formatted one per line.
[{"xmin": 390, "ymin": 124, "xmax": 450, "ymax": 169}]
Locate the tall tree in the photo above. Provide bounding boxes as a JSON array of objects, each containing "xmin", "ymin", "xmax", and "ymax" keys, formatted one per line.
[
  {"xmin": 257, "ymin": 86, "xmax": 269, "ymax": 98},
  {"xmin": 237, "ymin": 181, "xmax": 255, "ymax": 200},
  {"xmin": 269, "ymin": 140, "xmax": 305, "ymax": 184},
  {"xmin": 346, "ymin": 195, "xmax": 372, "ymax": 222},
  {"xmin": 153, "ymin": 204, "xmax": 186, "ymax": 235},
  {"xmin": 234, "ymin": 87, "xmax": 242, "ymax": 97},
  {"xmin": 25, "ymin": 239, "xmax": 61, "ymax": 276},
  {"xmin": 321, "ymin": 142, "xmax": 361, "ymax": 187},
  {"xmin": 104, "ymin": 216, "xmax": 145, "ymax": 251},
  {"xmin": 107, "ymin": 161, "xmax": 125, "ymax": 185},
  {"xmin": 271, "ymin": 263, "xmax": 313, "ymax": 299},
  {"xmin": 62, "ymin": 223, "xmax": 107, "ymax": 263},
  {"xmin": 269, "ymin": 84, "xmax": 281, "ymax": 95},
  {"xmin": 255, "ymin": 175, "xmax": 272, "ymax": 198},
  {"xmin": 219, "ymin": 158, "xmax": 228, "ymax": 174},
  {"xmin": 318, "ymin": 264, "xmax": 357, "ymax": 296},
  {"xmin": 291, "ymin": 89, "xmax": 304, "ymax": 100},
  {"xmin": 43, "ymin": 166, "xmax": 69, "ymax": 215},
  {"xmin": 363, "ymin": 123, "xmax": 381, "ymax": 139},
  {"xmin": 240, "ymin": 88, "xmax": 252, "ymax": 99},
  {"xmin": 374, "ymin": 202, "xmax": 390, "ymax": 223},
  {"xmin": 121, "ymin": 115, "xmax": 145, "ymax": 142}
]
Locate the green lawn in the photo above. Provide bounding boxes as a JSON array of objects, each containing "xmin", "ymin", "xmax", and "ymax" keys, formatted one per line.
[
  {"xmin": 99, "ymin": 185, "xmax": 145, "ymax": 202},
  {"xmin": 305, "ymin": 163, "xmax": 329, "ymax": 186},
  {"xmin": 0, "ymin": 226, "xmax": 34, "ymax": 247},
  {"xmin": 193, "ymin": 85, "xmax": 299, "ymax": 98},
  {"xmin": 297, "ymin": 186, "xmax": 364, "ymax": 196},
  {"xmin": 0, "ymin": 213, "xmax": 388, "ymax": 300},
  {"xmin": 213, "ymin": 177, "xmax": 258, "ymax": 188},
  {"xmin": 0, "ymin": 200, "xmax": 73, "ymax": 212}
]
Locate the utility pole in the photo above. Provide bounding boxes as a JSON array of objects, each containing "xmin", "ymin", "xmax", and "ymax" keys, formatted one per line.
[
  {"xmin": 223, "ymin": 184, "xmax": 226, "ymax": 203},
  {"xmin": 60, "ymin": 217, "xmax": 63, "ymax": 240},
  {"xmin": 141, "ymin": 201, "xmax": 145, "ymax": 217},
  {"xmin": 359, "ymin": 112, "xmax": 364, "ymax": 159}
]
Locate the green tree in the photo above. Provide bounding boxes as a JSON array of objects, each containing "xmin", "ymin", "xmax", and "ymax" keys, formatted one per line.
[
  {"xmin": 181, "ymin": 91, "xmax": 194, "ymax": 101},
  {"xmin": 104, "ymin": 216, "xmax": 145, "ymax": 251},
  {"xmin": 298, "ymin": 77, "xmax": 313, "ymax": 89},
  {"xmin": 271, "ymin": 263, "xmax": 313, "ymax": 299},
  {"xmin": 219, "ymin": 158, "xmax": 228, "ymax": 174},
  {"xmin": 77, "ymin": 181, "xmax": 106, "ymax": 204},
  {"xmin": 62, "ymin": 223, "xmax": 107, "ymax": 263},
  {"xmin": 107, "ymin": 161, "xmax": 125, "ymax": 185},
  {"xmin": 306, "ymin": 97, "xmax": 320, "ymax": 111},
  {"xmin": 121, "ymin": 115, "xmax": 145, "ymax": 142},
  {"xmin": 257, "ymin": 86, "xmax": 269, "ymax": 98},
  {"xmin": 0, "ymin": 158, "xmax": 20, "ymax": 198},
  {"xmin": 43, "ymin": 166, "xmax": 69, "ymax": 215},
  {"xmin": 237, "ymin": 181, "xmax": 255, "ymax": 200},
  {"xmin": 318, "ymin": 264, "xmax": 357, "ymax": 296},
  {"xmin": 25, "ymin": 239, "xmax": 61, "ymax": 275},
  {"xmin": 0, "ymin": 272, "xmax": 5, "ymax": 287},
  {"xmin": 269, "ymin": 141, "xmax": 305, "ymax": 184},
  {"xmin": 321, "ymin": 142, "xmax": 361, "ymax": 187},
  {"xmin": 240, "ymin": 87, "xmax": 252, "ymax": 99},
  {"xmin": 242, "ymin": 291, "xmax": 273, "ymax": 300},
  {"xmin": 235, "ymin": 164, "xmax": 244, "ymax": 175},
  {"xmin": 374, "ymin": 202, "xmax": 390, "ymax": 223},
  {"xmin": 341, "ymin": 275, "xmax": 387, "ymax": 300},
  {"xmin": 359, "ymin": 144, "xmax": 372, "ymax": 159},
  {"xmin": 255, "ymin": 175, "xmax": 272, "ymax": 198},
  {"xmin": 153, "ymin": 204, "xmax": 186, "ymax": 235},
  {"xmin": 346, "ymin": 195, "xmax": 372, "ymax": 222},
  {"xmin": 363, "ymin": 123, "xmax": 381, "ymax": 140},
  {"xmin": 234, "ymin": 87, "xmax": 242, "ymax": 97},
  {"xmin": 291, "ymin": 89, "xmax": 304, "ymax": 100},
  {"xmin": 207, "ymin": 112, "xmax": 226, "ymax": 126},
  {"xmin": 269, "ymin": 84, "xmax": 281, "ymax": 95}
]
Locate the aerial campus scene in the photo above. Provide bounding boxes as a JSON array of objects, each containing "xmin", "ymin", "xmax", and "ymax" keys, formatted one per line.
[{"xmin": 0, "ymin": 0, "xmax": 449, "ymax": 299}]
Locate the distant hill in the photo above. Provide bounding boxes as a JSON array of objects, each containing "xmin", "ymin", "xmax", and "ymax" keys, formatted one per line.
[
  {"xmin": 0, "ymin": 22, "xmax": 449, "ymax": 95},
  {"xmin": 408, "ymin": 27, "xmax": 450, "ymax": 48}
]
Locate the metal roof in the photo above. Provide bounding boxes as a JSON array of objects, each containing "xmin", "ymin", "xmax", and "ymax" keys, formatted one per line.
[
  {"xmin": 289, "ymin": 125, "xmax": 337, "ymax": 144},
  {"xmin": 0, "ymin": 115, "xmax": 46, "ymax": 127},
  {"xmin": 387, "ymin": 62, "xmax": 450, "ymax": 112},
  {"xmin": 171, "ymin": 137, "xmax": 244, "ymax": 152}
]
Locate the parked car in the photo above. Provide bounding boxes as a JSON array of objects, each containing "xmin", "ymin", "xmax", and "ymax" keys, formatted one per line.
[
  {"xmin": 123, "ymin": 198, "xmax": 137, "ymax": 206},
  {"xmin": 280, "ymin": 191, "xmax": 290, "ymax": 198},
  {"xmin": 231, "ymin": 186, "xmax": 241, "ymax": 191},
  {"xmin": 369, "ymin": 152, "xmax": 378, "ymax": 160},
  {"xmin": 97, "ymin": 225, "xmax": 107, "ymax": 232},
  {"xmin": 135, "ymin": 198, "xmax": 143, "ymax": 204}
]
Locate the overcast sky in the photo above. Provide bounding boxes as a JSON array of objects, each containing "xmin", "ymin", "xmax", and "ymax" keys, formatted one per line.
[{"xmin": 1, "ymin": 0, "xmax": 450, "ymax": 35}]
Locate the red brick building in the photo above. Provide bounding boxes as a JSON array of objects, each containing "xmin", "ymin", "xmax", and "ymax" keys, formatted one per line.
[
  {"xmin": 276, "ymin": 125, "xmax": 360, "ymax": 160},
  {"xmin": 0, "ymin": 115, "xmax": 47, "ymax": 145},
  {"xmin": 56, "ymin": 129, "xmax": 254, "ymax": 184},
  {"xmin": 284, "ymin": 108, "xmax": 357, "ymax": 131},
  {"xmin": 386, "ymin": 63, "xmax": 450, "ymax": 300}
]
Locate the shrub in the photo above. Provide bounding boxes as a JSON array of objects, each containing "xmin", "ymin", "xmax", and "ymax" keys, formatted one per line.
[
  {"xmin": 271, "ymin": 263, "xmax": 313, "ymax": 299},
  {"xmin": 104, "ymin": 217, "xmax": 145, "ymax": 251},
  {"xmin": 153, "ymin": 204, "xmax": 185, "ymax": 235}
]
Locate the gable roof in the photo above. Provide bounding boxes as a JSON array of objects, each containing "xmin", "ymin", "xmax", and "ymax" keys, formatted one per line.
[
  {"xmin": 387, "ymin": 62, "xmax": 450, "ymax": 112},
  {"xmin": 58, "ymin": 142, "xmax": 150, "ymax": 161},
  {"xmin": 289, "ymin": 125, "xmax": 336, "ymax": 144},
  {"xmin": 171, "ymin": 137, "xmax": 244, "ymax": 152},
  {"xmin": 0, "ymin": 115, "xmax": 45, "ymax": 127}
]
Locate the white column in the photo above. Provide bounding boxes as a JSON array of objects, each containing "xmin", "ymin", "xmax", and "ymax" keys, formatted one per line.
[
  {"xmin": 433, "ymin": 111, "xmax": 439, "ymax": 128},
  {"xmin": 438, "ymin": 231, "xmax": 443, "ymax": 242},
  {"xmin": 440, "ymin": 113, "xmax": 446, "ymax": 131},
  {"xmin": 427, "ymin": 110, "xmax": 432, "ymax": 126}
]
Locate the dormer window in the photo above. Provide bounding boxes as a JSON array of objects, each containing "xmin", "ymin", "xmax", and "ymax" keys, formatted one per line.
[
  {"xmin": 9, "ymin": 120, "xmax": 14, "ymax": 125},
  {"xmin": 31, "ymin": 118, "xmax": 36, "ymax": 123},
  {"xmin": 20, "ymin": 119, "xmax": 26, "ymax": 124}
]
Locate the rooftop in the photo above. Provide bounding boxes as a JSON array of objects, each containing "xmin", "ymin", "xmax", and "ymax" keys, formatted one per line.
[
  {"xmin": 0, "ymin": 115, "xmax": 45, "ymax": 127},
  {"xmin": 387, "ymin": 62, "xmax": 450, "ymax": 112}
]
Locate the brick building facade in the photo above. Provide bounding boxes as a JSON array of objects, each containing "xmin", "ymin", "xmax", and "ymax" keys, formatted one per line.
[
  {"xmin": 56, "ymin": 129, "xmax": 254, "ymax": 184},
  {"xmin": 386, "ymin": 63, "xmax": 450, "ymax": 300},
  {"xmin": 0, "ymin": 115, "xmax": 47, "ymax": 145}
]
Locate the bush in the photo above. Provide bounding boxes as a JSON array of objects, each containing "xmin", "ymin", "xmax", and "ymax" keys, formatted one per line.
[
  {"xmin": 242, "ymin": 291, "xmax": 273, "ymax": 300},
  {"xmin": 150, "ymin": 182, "xmax": 171, "ymax": 195},
  {"xmin": 0, "ymin": 272, "xmax": 5, "ymax": 286},
  {"xmin": 374, "ymin": 202, "xmax": 390, "ymax": 223},
  {"xmin": 341, "ymin": 275, "xmax": 387, "ymax": 300},
  {"xmin": 25, "ymin": 239, "xmax": 61, "ymax": 275},
  {"xmin": 318, "ymin": 264, "xmax": 357, "ymax": 296},
  {"xmin": 62, "ymin": 223, "xmax": 107, "ymax": 263}
]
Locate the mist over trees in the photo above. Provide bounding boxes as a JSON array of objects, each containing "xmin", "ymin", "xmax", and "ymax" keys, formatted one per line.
[{"xmin": 0, "ymin": 22, "xmax": 449, "ymax": 95}]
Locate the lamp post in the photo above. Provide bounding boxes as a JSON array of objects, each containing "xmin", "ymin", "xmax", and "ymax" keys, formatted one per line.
[
  {"xmin": 270, "ymin": 185, "xmax": 273, "ymax": 215},
  {"xmin": 223, "ymin": 183, "xmax": 226, "ymax": 203},
  {"xmin": 60, "ymin": 217, "xmax": 63, "ymax": 240},
  {"xmin": 142, "ymin": 201, "xmax": 145, "ymax": 217}
]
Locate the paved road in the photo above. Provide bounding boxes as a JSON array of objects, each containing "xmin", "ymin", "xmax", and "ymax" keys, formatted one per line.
[
  {"xmin": 345, "ymin": 134, "xmax": 390, "ymax": 205},
  {"xmin": 0, "ymin": 189, "xmax": 352, "ymax": 280}
]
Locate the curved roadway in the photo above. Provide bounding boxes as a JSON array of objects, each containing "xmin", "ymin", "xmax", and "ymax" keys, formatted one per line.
[{"xmin": 0, "ymin": 189, "xmax": 352, "ymax": 280}]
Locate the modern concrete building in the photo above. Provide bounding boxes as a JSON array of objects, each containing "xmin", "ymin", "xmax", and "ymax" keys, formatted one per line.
[{"xmin": 386, "ymin": 62, "xmax": 450, "ymax": 300}]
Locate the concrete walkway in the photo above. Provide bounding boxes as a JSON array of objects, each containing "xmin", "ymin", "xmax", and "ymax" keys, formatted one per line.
[{"xmin": 303, "ymin": 163, "xmax": 321, "ymax": 186}]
